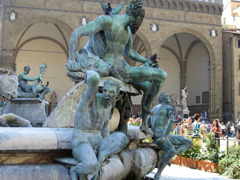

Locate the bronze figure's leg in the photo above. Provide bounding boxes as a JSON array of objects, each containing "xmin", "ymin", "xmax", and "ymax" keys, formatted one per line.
[
  {"xmin": 122, "ymin": 66, "xmax": 167, "ymax": 135},
  {"xmin": 70, "ymin": 142, "xmax": 97, "ymax": 180},
  {"xmin": 154, "ymin": 139, "xmax": 176, "ymax": 180},
  {"xmin": 91, "ymin": 132, "xmax": 129, "ymax": 180}
]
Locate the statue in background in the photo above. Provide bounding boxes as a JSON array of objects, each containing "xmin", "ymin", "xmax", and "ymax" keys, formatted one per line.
[
  {"xmin": 148, "ymin": 93, "xmax": 193, "ymax": 180},
  {"xmin": 171, "ymin": 94, "xmax": 180, "ymax": 108},
  {"xmin": 70, "ymin": 70, "xmax": 129, "ymax": 180},
  {"xmin": 18, "ymin": 63, "xmax": 51, "ymax": 100},
  {"xmin": 181, "ymin": 86, "xmax": 188, "ymax": 110},
  {"xmin": 66, "ymin": 1, "xmax": 167, "ymax": 135}
]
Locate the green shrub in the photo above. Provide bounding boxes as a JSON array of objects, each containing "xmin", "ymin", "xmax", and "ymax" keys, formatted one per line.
[
  {"xmin": 196, "ymin": 133, "xmax": 220, "ymax": 163},
  {"xmin": 180, "ymin": 133, "xmax": 221, "ymax": 163},
  {"xmin": 179, "ymin": 133, "xmax": 240, "ymax": 178},
  {"xmin": 218, "ymin": 145, "xmax": 240, "ymax": 179},
  {"xmin": 180, "ymin": 136, "xmax": 201, "ymax": 159}
]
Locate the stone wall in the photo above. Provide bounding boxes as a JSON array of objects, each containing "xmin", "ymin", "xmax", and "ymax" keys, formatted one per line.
[
  {"xmin": 0, "ymin": 0, "xmax": 223, "ymax": 120},
  {"xmin": 0, "ymin": 164, "xmax": 71, "ymax": 180}
]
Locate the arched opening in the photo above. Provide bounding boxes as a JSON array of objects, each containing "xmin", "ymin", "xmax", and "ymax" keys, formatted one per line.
[
  {"xmin": 14, "ymin": 21, "xmax": 74, "ymax": 103},
  {"xmin": 159, "ymin": 33, "xmax": 210, "ymax": 116}
]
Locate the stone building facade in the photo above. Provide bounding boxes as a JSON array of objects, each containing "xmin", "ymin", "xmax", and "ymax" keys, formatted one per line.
[
  {"xmin": 0, "ymin": 0, "xmax": 223, "ymax": 120},
  {"xmin": 223, "ymin": 31, "xmax": 240, "ymax": 123},
  {"xmin": 222, "ymin": 1, "xmax": 240, "ymax": 122}
]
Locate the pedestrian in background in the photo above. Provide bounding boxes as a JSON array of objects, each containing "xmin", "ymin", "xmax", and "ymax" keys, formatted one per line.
[
  {"xmin": 211, "ymin": 119, "xmax": 222, "ymax": 146},
  {"xmin": 236, "ymin": 122, "xmax": 240, "ymax": 145},
  {"xmin": 181, "ymin": 120, "xmax": 188, "ymax": 136},
  {"xmin": 187, "ymin": 117, "xmax": 193, "ymax": 135},
  {"xmin": 208, "ymin": 122, "xmax": 212, "ymax": 133},
  {"xmin": 226, "ymin": 121, "xmax": 231, "ymax": 137},
  {"xmin": 231, "ymin": 122, "xmax": 236, "ymax": 138},
  {"xmin": 220, "ymin": 122, "xmax": 226, "ymax": 138},
  {"xmin": 201, "ymin": 121, "xmax": 208, "ymax": 135},
  {"xmin": 192, "ymin": 114, "xmax": 201, "ymax": 138},
  {"xmin": 174, "ymin": 123, "xmax": 181, "ymax": 135},
  {"xmin": 216, "ymin": 119, "xmax": 222, "ymax": 134}
]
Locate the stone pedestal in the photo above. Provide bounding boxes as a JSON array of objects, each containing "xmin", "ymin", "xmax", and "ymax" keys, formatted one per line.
[
  {"xmin": 0, "ymin": 164, "xmax": 71, "ymax": 180},
  {"xmin": 175, "ymin": 106, "xmax": 182, "ymax": 118},
  {"xmin": 0, "ymin": 128, "xmax": 156, "ymax": 180},
  {"xmin": 182, "ymin": 109, "xmax": 190, "ymax": 119},
  {"xmin": 2, "ymin": 98, "xmax": 48, "ymax": 127}
]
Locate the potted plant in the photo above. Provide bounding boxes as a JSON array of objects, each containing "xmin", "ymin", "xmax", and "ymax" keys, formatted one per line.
[
  {"xmin": 171, "ymin": 155, "xmax": 181, "ymax": 165},
  {"xmin": 179, "ymin": 136, "xmax": 201, "ymax": 169},
  {"xmin": 194, "ymin": 133, "xmax": 220, "ymax": 172},
  {"xmin": 172, "ymin": 133, "xmax": 224, "ymax": 173}
]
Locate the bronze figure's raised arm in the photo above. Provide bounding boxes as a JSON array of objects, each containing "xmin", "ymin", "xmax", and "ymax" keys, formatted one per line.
[{"xmin": 71, "ymin": 70, "xmax": 129, "ymax": 180}]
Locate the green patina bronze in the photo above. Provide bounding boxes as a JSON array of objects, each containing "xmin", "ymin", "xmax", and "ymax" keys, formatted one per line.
[
  {"xmin": 70, "ymin": 70, "xmax": 129, "ymax": 180},
  {"xmin": 148, "ymin": 93, "xmax": 193, "ymax": 180},
  {"xmin": 67, "ymin": 0, "xmax": 167, "ymax": 135},
  {"xmin": 18, "ymin": 63, "xmax": 51, "ymax": 100}
]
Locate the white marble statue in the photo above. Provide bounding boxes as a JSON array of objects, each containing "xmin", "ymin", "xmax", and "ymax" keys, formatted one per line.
[
  {"xmin": 170, "ymin": 94, "xmax": 180, "ymax": 108},
  {"xmin": 181, "ymin": 86, "xmax": 188, "ymax": 111}
]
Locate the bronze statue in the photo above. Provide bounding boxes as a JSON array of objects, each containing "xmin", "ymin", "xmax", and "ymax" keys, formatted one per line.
[
  {"xmin": 70, "ymin": 70, "xmax": 129, "ymax": 180},
  {"xmin": 18, "ymin": 63, "xmax": 51, "ymax": 100},
  {"xmin": 67, "ymin": 1, "xmax": 167, "ymax": 135},
  {"xmin": 148, "ymin": 93, "xmax": 193, "ymax": 180}
]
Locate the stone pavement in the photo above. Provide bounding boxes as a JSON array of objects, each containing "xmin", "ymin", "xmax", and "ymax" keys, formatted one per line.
[{"xmin": 145, "ymin": 165, "xmax": 230, "ymax": 180}]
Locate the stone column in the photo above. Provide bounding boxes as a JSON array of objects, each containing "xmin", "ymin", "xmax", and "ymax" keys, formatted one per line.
[
  {"xmin": 1, "ymin": 50, "xmax": 15, "ymax": 70},
  {"xmin": 209, "ymin": 52, "xmax": 223, "ymax": 121}
]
